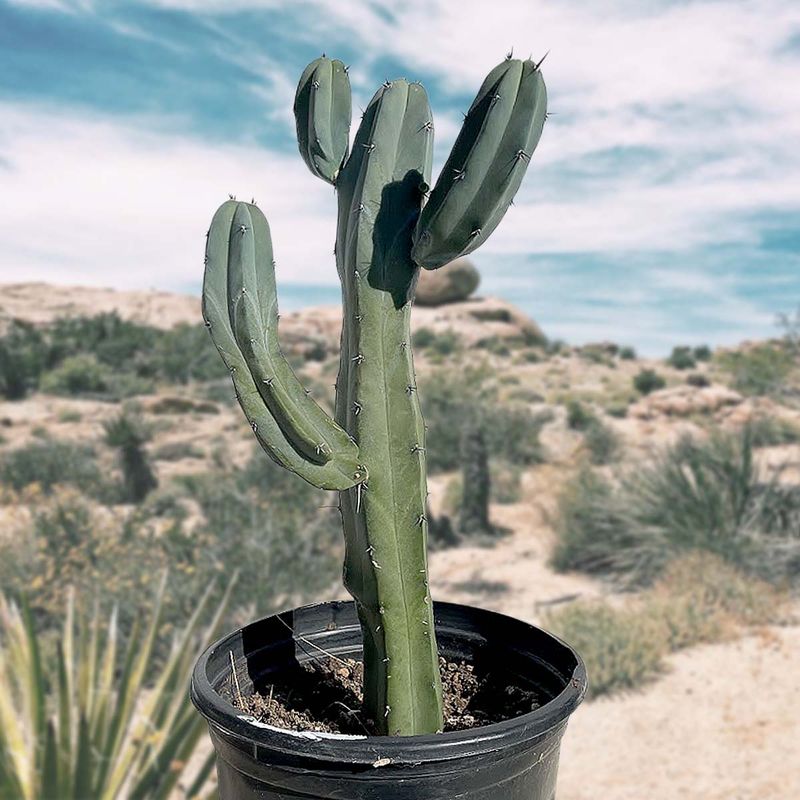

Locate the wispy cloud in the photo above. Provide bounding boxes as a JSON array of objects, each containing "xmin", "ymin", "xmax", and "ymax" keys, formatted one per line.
[{"xmin": 0, "ymin": 0, "xmax": 798, "ymax": 352}]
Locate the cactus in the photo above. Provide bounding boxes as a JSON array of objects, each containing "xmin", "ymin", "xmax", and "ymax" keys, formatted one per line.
[
  {"xmin": 459, "ymin": 424, "xmax": 492, "ymax": 536},
  {"xmin": 203, "ymin": 54, "xmax": 547, "ymax": 735}
]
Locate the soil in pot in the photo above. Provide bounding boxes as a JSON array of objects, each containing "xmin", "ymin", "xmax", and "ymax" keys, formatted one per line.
[{"xmin": 229, "ymin": 656, "xmax": 542, "ymax": 736}]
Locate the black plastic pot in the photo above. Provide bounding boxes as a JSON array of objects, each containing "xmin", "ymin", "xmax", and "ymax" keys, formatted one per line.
[{"xmin": 191, "ymin": 600, "xmax": 586, "ymax": 799}]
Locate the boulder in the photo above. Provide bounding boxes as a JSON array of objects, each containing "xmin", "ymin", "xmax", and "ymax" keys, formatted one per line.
[{"xmin": 415, "ymin": 259, "xmax": 480, "ymax": 306}]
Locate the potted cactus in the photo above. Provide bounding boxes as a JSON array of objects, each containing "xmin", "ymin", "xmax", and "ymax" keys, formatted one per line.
[{"xmin": 192, "ymin": 54, "xmax": 586, "ymax": 799}]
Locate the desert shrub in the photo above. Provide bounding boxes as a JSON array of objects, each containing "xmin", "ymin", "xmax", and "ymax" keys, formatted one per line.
[
  {"xmin": 0, "ymin": 320, "xmax": 47, "ymax": 399},
  {"xmin": 40, "ymin": 353, "xmax": 111, "ymax": 396},
  {"xmin": 0, "ymin": 487, "xmax": 166, "ymax": 624},
  {"xmin": 686, "ymin": 372, "xmax": 710, "ymax": 388},
  {"xmin": 545, "ymin": 339, "xmax": 568, "ymax": 356},
  {"xmin": 619, "ymin": 346, "xmax": 637, "ymax": 360},
  {"xmin": 421, "ymin": 368, "xmax": 548, "ymax": 472},
  {"xmin": 578, "ymin": 344, "xmax": 616, "ymax": 366},
  {"xmin": 46, "ymin": 312, "xmax": 158, "ymax": 368},
  {"xmin": 154, "ymin": 440, "xmax": 204, "ymax": 461},
  {"xmin": 693, "ymin": 344, "xmax": 713, "ymax": 361},
  {"xmin": 545, "ymin": 602, "xmax": 665, "ymax": 698},
  {"xmin": 412, "ymin": 327, "xmax": 459, "ymax": 356},
  {"xmin": 584, "ymin": 420, "xmax": 620, "ymax": 465},
  {"xmin": 476, "ymin": 336, "xmax": 511, "ymax": 357},
  {"xmin": 566, "ymin": 399, "xmax": 595, "ymax": 431},
  {"xmin": 546, "ymin": 552, "xmax": 787, "ymax": 700},
  {"xmin": 56, "ymin": 408, "xmax": 82, "ymax": 423},
  {"xmin": 667, "ymin": 346, "xmax": 696, "ymax": 370},
  {"xmin": 647, "ymin": 552, "xmax": 787, "ymax": 651},
  {"xmin": 0, "ymin": 439, "xmax": 104, "ymax": 496},
  {"xmin": 491, "ymin": 461, "xmax": 523, "ymax": 503},
  {"xmin": 633, "ymin": 368, "xmax": 666, "ymax": 395},
  {"xmin": 552, "ymin": 429, "xmax": 800, "ymax": 587},
  {"xmin": 605, "ymin": 401, "xmax": 630, "ymax": 418},
  {"xmin": 506, "ymin": 386, "xmax": 545, "ymax": 403},
  {"xmin": 150, "ymin": 322, "xmax": 228, "ymax": 383},
  {"xmin": 177, "ymin": 452, "xmax": 341, "ymax": 615},
  {"xmin": 747, "ymin": 414, "xmax": 800, "ymax": 446},
  {"xmin": 459, "ymin": 424, "xmax": 492, "ymax": 536},
  {"xmin": 103, "ymin": 410, "xmax": 158, "ymax": 502},
  {"xmin": 149, "ymin": 396, "xmax": 219, "ymax": 415},
  {"xmin": 717, "ymin": 344, "xmax": 795, "ymax": 396}
]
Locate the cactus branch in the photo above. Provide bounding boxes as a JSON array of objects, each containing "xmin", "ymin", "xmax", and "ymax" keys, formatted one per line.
[{"xmin": 203, "ymin": 200, "xmax": 364, "ymax": 491}]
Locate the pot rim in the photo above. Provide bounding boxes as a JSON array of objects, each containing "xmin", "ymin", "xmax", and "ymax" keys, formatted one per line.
[{"xmin": 191, "ymin": 599, "xmax": 587, "ymax": 765}]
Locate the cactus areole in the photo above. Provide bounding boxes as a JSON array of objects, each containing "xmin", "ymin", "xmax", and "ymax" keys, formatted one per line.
[{"xmin": 202, "ymin": 55, "xmax": 548, "ymax": 736}]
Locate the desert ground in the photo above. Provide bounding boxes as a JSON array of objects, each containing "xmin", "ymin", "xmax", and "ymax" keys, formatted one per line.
[{"xmin": 1, "ymin": 280, "xmax": 798, "ymax": 799}]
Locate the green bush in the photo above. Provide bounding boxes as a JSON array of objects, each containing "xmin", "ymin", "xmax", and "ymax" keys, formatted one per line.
[
  {"xmin": 747, "ymin": 415, "xmax": 800, "ymax": 446},
  {"xmin": 421, "ymin": 368, "xmax": 548, "ymax": 472},
  {"xmin": 40, "ymin": 353, "xmax": 111, "ymax": 396},
  {"xmin": 552, "ymin": 430, "xmax": 800, "ymax": 587},
  {"xmin": 619, "ymin": 346, "xmax": 637, "ymax": 360},
  {"xmin": 0, "ymin": 320, "xmax": 47, "ymax": 399},
  {"xmin": 693, "ymin": 344, "xmax": 713, "ymax": 362},
  {"xmin": 667, "ymin": 346, "xmax": 696, "ymax": 370},
  {"xmin": 545, "ymin": 602, "xmax": 665, "ymax": 698},
  {"xmin": 411, "ymin": 327, "xmax": 461, "ymax": 356},
  {"xmin": 633, "ymin": 369, "xmax": 666, "ymax": 395},
  {"xmin": 150, "ymin": 322, "xmax": 229, "ymax": 383},
  {"xmin": 584, "ymin": 420, "xmax": 620, "ymax": 465},
  {"xmin": 566, "ymin": 399, "xmax": 595, "ymax": 431},
  {"xmin": 491, "ymin": 461, "xmax": 523, "ymax": 503},
  {"xmin": 46, "ymin": 312, "xmax": 157, "ymax": 368},
  {"xmin": 546, "ymin": 552, "xmax": 787, "ymax": 700},
  {"xmin": 686, "ymin": 372, "xmax": 710, "ymax": 388},
  {"xmin": 177, "ymin": 452, "xmax": 342, "ymax": 615},
  {"xmin": 717, "ymin": 344, "xmax": 795, "ymax": 396},
  {"xmin": 475, "ymin": 336, "xmax": 511, "ymax": 357},
  {"xmin": 153, "ymin": 440, "xmax": 204, "ymax": 461},
  {"xmin": 0, "ymin": 487, "xmax": 167, "ymax": 624},
  {"xmin": 0, "ymin": 439, "xmax": 104, "ymax": 496}
]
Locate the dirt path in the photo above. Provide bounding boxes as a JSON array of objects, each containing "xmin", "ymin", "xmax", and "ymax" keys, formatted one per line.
[{"xmin": 558, "ymin": 625, "xmax": 800, "ymax": 800}]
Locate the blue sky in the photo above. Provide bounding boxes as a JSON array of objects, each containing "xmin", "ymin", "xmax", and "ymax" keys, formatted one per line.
[{"xmin": 1, "ymin": 0, "xmax": 799, "ymax": 353}]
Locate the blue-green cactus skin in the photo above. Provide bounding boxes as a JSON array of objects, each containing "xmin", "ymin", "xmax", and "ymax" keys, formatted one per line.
[{"xmin": 203, "ymin": 55, "xmax": 547, "ymax": 736}]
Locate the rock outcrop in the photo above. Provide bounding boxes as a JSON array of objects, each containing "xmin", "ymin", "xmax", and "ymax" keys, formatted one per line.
[{"xmin": 415, "ymin": 258, "xmax": 480, "ymax": 306}]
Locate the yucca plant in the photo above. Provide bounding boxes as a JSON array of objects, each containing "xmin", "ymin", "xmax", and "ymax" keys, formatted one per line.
[{"xmin": 0, "ymin": 576, "xmax": 232, "ymax": 800}]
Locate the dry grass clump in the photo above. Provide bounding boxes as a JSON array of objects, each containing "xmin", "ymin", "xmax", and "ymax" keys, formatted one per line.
[{"xmin": 545, "ymin": 552, "xmax": 790, "ymax": 699}]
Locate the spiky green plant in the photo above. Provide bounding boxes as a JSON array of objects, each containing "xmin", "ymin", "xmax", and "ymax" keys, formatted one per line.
[
  {"xmin": 0, "ymin": 576, "xmax": 231, "ymax": 800},
  {"xmin": 103, "ymin": 410, "xmax": 158, "ymax": 503},
  {"xmin": 203, "ymin": 54, "xmax": 547, "ymax": 735}
]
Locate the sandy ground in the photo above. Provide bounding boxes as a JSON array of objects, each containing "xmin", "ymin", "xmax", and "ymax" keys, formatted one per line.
[
  {"xmin": 559, "ymin": 626, "xmax": 800, "ymax": 800},
  {"xmin": 429, "ymin": 520, "xmax": 800, "ymax": 800}
]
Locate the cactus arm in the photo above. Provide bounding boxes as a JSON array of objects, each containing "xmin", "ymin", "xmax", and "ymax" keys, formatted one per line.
[
  {"xmin": 336, "ymin": 80, "xmax": 443, "ymax": 736},
  {"xmin": 203, "ymin": 200, "xmax": 364, "ymax": 491},
  {"xmin": 412, "ymin": 58, "xmax": 547, "ymax": 270},
  {"xmin": 294, "ymin": 56, "xmax": 352, "ymax": 185}
]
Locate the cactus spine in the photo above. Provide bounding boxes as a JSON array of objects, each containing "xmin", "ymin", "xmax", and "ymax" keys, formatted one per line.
[{"xmin": 203, "ymin": 55, "xmax": 547, "ymax": 736}]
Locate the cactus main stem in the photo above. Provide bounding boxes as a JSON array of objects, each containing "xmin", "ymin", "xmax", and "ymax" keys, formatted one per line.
[{"xmin": 335, "ymin": 80, "xmax": 443, "ymax": 736}]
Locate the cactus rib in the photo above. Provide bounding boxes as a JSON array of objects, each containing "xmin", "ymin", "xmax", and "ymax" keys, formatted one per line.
[
  {"xmin": 294, "ymin": 56, "xmax": 352, "ymax": 185},
  {"xmin": 203, "ymin": 200, "xmax": 364, "ymax": 491},
  {"xmin": 412, "ymin": 58, "xmax": 547, "ymax": 270}
]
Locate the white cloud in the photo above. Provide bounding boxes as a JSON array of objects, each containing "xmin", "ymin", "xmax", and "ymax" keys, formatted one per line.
[{"xmin": 0, "ymin": 104, "xmax": 338, "ymax": 291}]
